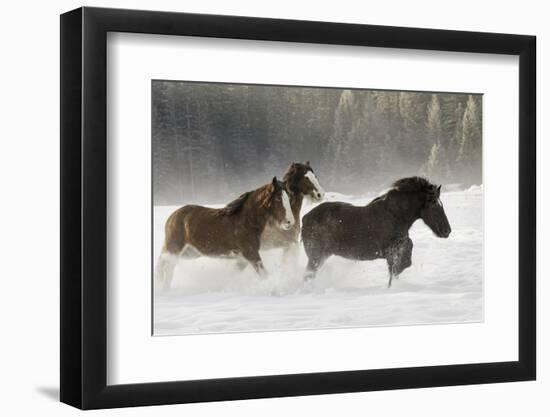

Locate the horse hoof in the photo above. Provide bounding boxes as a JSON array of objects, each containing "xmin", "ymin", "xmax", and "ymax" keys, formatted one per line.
[
  {"xmin": 300, "ymin": 279, "xmax": 314, "ymax": 293},
  {"xmin": 303, "ymin": 271, "xmax": 315, "ymax": 282}
]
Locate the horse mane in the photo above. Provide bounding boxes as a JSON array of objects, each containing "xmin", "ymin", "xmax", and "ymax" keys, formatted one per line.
[
  {"xmin": 217, "ymin": 181, "xmax": 278, "ymax": 216},
  {"xmin": 368, "ymin": 195, "xmax": 386, "ymax": 205},
  {"xmin": 282, "ymin": 164, "xmax": 299, "ymax": 184},
  {"xmin": 217, "ymin": 191, "xmax": 253, "ymax": 216},
  {"xmin": 367, "ymin": 176, "xmax": 433, "ymax": 208},
  {"xmin": 390, "ymin": 176, "xmax": 433, "ymax": 193}
]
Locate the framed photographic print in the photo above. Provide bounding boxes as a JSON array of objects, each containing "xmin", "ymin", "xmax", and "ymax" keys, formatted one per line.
[{"xmin": 60, "ymin": 6, "xmax": 536, "ymax": 409}]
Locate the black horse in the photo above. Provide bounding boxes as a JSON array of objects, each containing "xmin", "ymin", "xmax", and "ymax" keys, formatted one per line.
[{"xmin": 301, "ymin": 176, "xmax": 451, "ymax": 287}]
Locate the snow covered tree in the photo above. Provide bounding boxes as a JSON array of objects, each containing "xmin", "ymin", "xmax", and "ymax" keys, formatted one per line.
[
  {"xmin": 458, "ymin": 95, "xmax": 482, "ymax": 184},
  {"xmin": 423, "ymin": 94, "xmax": 450, "ymax": 182},
  {"xmin": 152, "ymin": 81, "xmax": 483, "ymax": 205},
  {"xmin": 398, "ymin": 91, "xmax": 430, "ymax": 170}
]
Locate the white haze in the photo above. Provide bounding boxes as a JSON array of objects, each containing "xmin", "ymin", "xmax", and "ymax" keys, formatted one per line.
[{"xmin": 153, "ymin": 186, "xmax": 483, "ymax": 336}]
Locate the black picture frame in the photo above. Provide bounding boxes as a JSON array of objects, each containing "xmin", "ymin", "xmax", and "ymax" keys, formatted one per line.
[{"xmin": 60, "ymin": 6, "xmax": 536, "ymax": 410}]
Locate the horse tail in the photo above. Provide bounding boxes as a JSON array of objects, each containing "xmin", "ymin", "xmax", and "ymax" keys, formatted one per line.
[
  {"xmin": 301, "ymin": 203, "xmax": 336, "ymax": 258},
  {"xmin": 163, "ymin": 206, "xmax": 190, "ymax": 254},
  {"xmin": 301, "ymin": 210, "xmax": 316, "ymax": 245}
]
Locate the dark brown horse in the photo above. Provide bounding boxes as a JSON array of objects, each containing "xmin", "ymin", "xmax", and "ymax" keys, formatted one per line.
[
  {"xmin": 155, "ymin": 177, "xmax": 295, "ymax": 290},
  {"xmin": 301, "ymin": 177, "xmax": 451, "ymax": 287},
  {"xmin": 260, "ymin": 161, "xmax": 325, "ymax": 254}
]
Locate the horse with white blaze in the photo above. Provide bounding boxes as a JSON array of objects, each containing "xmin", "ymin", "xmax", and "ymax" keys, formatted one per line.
[
  {"xmin": 155, "ymin": 177, "xmax": 294, "ymax": 290},
  {"xmin": 260, "ymin": 161, "xmax": 325, "ymax": 256}
]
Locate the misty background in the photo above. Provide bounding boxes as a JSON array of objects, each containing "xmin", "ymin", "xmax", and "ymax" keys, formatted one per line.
[{"xmin": 152, "ymin": 81, "xmax": 482, "ymax": 205}]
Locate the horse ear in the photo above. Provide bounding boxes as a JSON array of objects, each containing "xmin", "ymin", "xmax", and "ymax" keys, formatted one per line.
[
  {"xmin": 306, "ymin": 160, "xmax": 311, "ymax": 166},
  {"xmin": 437, "ymin": 185, "xmax": 441, "ymax": 196},
  {"xmin": 272, "ymin": 176, "xmax": 279, "ymax": 190}
]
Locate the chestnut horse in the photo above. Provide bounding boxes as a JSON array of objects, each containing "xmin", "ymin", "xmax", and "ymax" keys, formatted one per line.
[
  {"xmin": 301, "ymin": 177, "xmax": 451, "ymax": 287},
  {"xmin": 260, "ymin": 161, "xmax": 325, "ymax": 255},
  {"xmin": 155, "ymin": 177, "xmax": 295, "ymax": 290}
]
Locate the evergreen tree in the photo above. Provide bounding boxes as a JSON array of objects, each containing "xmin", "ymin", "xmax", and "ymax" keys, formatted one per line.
[
  {"xmin": 369, "ymin": 91, "xmax": 403, "ymax": 183},
  {"xmin": 448, "ymin": 101, "xmax": 464, "ymax": 169},
  {"xmin": 458, "ymin": 95, "xmax": 482, "ymax": 184},
  {"xmin": 152, "ymin": 81, "xmax": 483, "ymax": 204},
  {"xmin": 423, "ymin": 94, "xmax": 450, "ymax": 181},
  {"xmin": 152, "ymin": 81, "xmax": 179, "ymax": 204},
  {"xmin": 398, "ymin": 91, "xmax": 430, "ymax": 170},
  {"xmin": 327, "ymin": 90, "xmax": 354, "ymax": 188}
]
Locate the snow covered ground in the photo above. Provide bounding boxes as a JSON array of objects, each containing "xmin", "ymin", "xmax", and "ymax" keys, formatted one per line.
[{"xmin": 153, "ymin": 186, "xmax": 483, "ymax": 336}]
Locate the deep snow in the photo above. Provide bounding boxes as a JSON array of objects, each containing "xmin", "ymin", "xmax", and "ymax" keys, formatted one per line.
[{"xmin": 153, "ymin": 186, "xmax": 483, "ymax": 335}]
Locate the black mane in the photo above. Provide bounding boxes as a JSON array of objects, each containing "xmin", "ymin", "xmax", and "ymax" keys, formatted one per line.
[
  {"xmin": 218, "ymin": 191, "xmax": 252, "ymax": 216},
  {"xmin": 391, "ymin": 176, "xmax": 433, "ymax": 193},
  {"xmin": 367, "ymin": 176, "xmax": 434, "ymax": 207}
]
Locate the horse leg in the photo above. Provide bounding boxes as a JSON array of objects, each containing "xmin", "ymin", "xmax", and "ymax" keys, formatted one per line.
[
  {"xmin": 234, "ymin": 258, "xmax": 249, "ymax": 272},
  {"xmin": 387, "ymin": 262, "xmax": 395, "ymax": 288},
  {"xmin": 386, "ymin": 237, "xmax": 413, "ymax": 288},
  {"xmin": 155, "ymin": 250, "xmax": 178, "ymax": 291},
  {"xmin": 163, "ymin": 256, "xmax": 178, "ymax": 291},
  {"xmin": 396, "ymin": 237, "xmax": 413, "ymax": 275},
  {"xmin": 386, "ymin": 244, "xmax": 399, "ymax": 287},
  {"xmin": 242, "ymin": 249, "xmax": 268, "ymax": 279},
  {"xmin": 302, "ymin": 230, "xmax": 329, "ymax": 281},
  {"xmin": 253, "ymin": 261, "xmax": 268, "ymax": 278},
  {"xmin": 303, "ymin": 259, "xmax": 317, "ymax": 281},
  {"xmin": 180, "ymin": 244, "xmax": 201, "ymax": 259},
  {"xmin": 154, "ymin": 251, "xmax": 166, "ymax": 285},
  {"xmin": 303, "ymin": 254, "xmax": 328, "ymax": 281},
  {"xmin": 163, "ymin": 244, "xmax": 201, "ymax": 289}
]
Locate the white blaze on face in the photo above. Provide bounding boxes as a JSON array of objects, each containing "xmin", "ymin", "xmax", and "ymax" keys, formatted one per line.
[
  {"xmin": 281, "ymin": 190, "xmax": 295, "ymax": 229},
  {"xmin": 304, "ymin": 171, "xmax": 325, "ymax": 200}
]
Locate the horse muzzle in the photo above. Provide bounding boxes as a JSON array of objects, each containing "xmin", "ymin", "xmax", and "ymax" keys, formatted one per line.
[
  {"xmin": 311, "ymin": 190, "xmax": 325, "ymax": 201},
  {"xmin": 281, "ymin": 220, "xmax": 295, "ymax": 230},
  {"xmin": 439, "ymin": 226, "xmax": 451, "ymax": 238}
]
